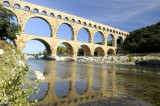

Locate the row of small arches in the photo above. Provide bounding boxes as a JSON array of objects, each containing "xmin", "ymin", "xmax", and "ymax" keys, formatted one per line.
[{"xmin": 2, "ymin": 1, "xmax": 128, "ymax": 36}]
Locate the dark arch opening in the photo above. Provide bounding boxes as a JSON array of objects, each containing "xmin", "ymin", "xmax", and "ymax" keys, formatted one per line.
[
  {"xmin": 57, "ymin": 42, "xmax": 73, "ymax": 56},
  {"xmin": 117, "ymin": 36, "xmax": 123, "ymax": 46},
  {"xmin": 71, "ymin": 19, "xmax": 75, "ymax": 23},
  {"xmin": 94, "ymin": 47, "xmax": 105, "ymax": 57},
  {"xmin": 49, "ymin": 13, "xmax": 54, "ymax": 17},
  {"xmin": 107, "ymin": 34, "xmax": 114, "ymax": 46},
  {"xmin": 117, "ymin": 36, "xmax": 123, "ymax": 53},
  {"xmin": 78, "ymin": 28, "xmax": 91, "ymax": 43},
  {"xmin": 24, "ymin": 17, "xmax": 52, "ymax": 37},
  {"xmin": 77, "ymin": 20, "xmax": 81, "ymax": 24},
  {"xmin": 57, "ymin": 15, "xmax": 61, "ymax": 19},
  {"xmin": 23, "ymin": 39, "xmax": 51, "ymax": 56},
  {"xmin": 24, "ymin": 6, "xmax": 30, "ymax": 11},
  {"xmin": 41, "ymin": 11, "xmax": 47, "ymax": 15},
  {"xmin": 94, "ymin": 32, "xmax": 105, "ymax": 45},
  {"xmin": 14, "ymin": 4, "xmax": 20, "ymax": 9},
  {"xmin": 64, "ymin": 17, "xmax": 68, "ymax": 21},
  {"xmin": 33, "ymin": 8, "xmax": 39, "ymax": 13},
  {"xmin": 3, "ymin": 1, "xmax": 10, "ymax": 6},
  {"xmin": 107, "ymin": 49, "xmax": 115, "ymax": 55},
  {"xmin": 77, "ymin": 45, "xmax": 91, "ymax": 56},
  {"xmin": 57, "ymin": 23, "xmax": 73, "ymax": 40}
]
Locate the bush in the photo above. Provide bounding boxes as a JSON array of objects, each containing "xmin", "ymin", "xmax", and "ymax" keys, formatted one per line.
[
  {"xmin": 0, "ymin": 41, "xmax": 38, "ymax": 105},
  {"xmin": 128, "ymin": 54, "xmax": 133, "ymax": 62}
]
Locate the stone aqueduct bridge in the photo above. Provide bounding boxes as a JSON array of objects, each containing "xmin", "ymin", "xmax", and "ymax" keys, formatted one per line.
[{"xmin": 1, "ymin": 0, "xmax": 129, "ymax": 57}]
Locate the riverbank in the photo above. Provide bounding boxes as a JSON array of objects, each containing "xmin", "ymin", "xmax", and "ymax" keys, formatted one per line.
[{"xmin": 24, "ymin": 54, "xmax": 160, "ymax": 66}]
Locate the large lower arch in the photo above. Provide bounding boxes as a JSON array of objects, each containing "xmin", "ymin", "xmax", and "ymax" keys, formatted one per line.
[
  {"xmin": 94, "ymin": 31, "xmax": 105, "ymax": 45},
  {"xmin": 57, "ymin": 42, "xmax": 74, "ymax": 56},
  {"xmin": 78, "ymin": 28, "xmax": 91, "ymax": 43},
  {"xmin": 117, "ymin": 36, "xmax": 123, "ymax": 46},
  {"xmin": 107, "ymin": 34, "xmax": 115, "ymax": 46},
  {"xmin": 23, "ymin": 39, "xmax": 52, "ymax": 56},
  {"xmin": 78, "ymin": 44, "xmax": 91, "ymax": 56},
  {"xmin": 94, "ymin": 47, "xmax": 105, "ymax": 57},
  {"xmin": 107, "ymin": 48, "xmax": 115, "ymax": 55},
  {"xmin": 24, "ymin": 17, "xmax": 52, "ymax": 37},
  {"xmin": 57, "ymin": 23, "xmax": 74, "ymax": 40}
]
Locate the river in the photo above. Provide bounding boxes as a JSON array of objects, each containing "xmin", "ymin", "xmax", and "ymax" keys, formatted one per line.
[{"xmin": 26, "ymin": 58, "xmax": 160, "ymax": 106}]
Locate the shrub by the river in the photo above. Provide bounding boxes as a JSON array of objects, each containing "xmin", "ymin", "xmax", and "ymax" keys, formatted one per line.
[
  {"xmin": 128, "ymin": 54, "xmax": 133, "ymax": 62},
  {"xmin": 0, "ymin": 41, "xmax": 38, "ymax": 105}
]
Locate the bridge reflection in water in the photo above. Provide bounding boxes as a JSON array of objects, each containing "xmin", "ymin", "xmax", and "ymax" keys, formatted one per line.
[{"xmin": 27, "ymin": 61, "xmax": 120, "ymax": 106}]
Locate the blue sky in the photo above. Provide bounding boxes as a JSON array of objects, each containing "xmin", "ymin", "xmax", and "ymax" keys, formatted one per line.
[{"xmin": 22, "ymin": 0, "xmax": 160, "ymax": 54}]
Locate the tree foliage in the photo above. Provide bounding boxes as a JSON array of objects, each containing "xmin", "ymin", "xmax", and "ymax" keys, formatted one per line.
[
  {"xmin": 0, "ymin": 5, "xmax": 21, "ymax": 44},
  {"xmin": 122, "ymin": 22, "xmax": 160, "ymax": 53},
  {"xmin": 57, "ymin": 46, "xmax": 67, "ymax": 55}
]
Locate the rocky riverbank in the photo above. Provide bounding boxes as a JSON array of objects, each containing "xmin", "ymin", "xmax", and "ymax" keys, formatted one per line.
[{"xmin": 25, "ymin": 54, "xmax": 160, "ymax": 66}]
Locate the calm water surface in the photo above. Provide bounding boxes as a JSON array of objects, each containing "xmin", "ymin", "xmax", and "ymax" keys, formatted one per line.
[{"xmin": 26, "ymin": 58, "xmax": 160, "ymax": 105}]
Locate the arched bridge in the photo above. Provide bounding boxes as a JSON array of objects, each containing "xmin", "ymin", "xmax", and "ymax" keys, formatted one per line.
[{"xmin": 0, "ymin": 0, "xmax": 129, "ymax": 57}]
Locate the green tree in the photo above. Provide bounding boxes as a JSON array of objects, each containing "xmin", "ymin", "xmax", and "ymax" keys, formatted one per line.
[
  {"xmin": 122, "ymin": 22, "xmax": 160, "ymax": 53},
  {"xmin": 57, "ymin": 46, "xmax": 67, "ymax": 55},
  {"xmin": 0, "ymin": 5, "xmax": 21, "ymax": 44}
]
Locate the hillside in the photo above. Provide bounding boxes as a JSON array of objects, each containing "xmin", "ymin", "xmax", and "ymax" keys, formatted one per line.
[{"xmin": 122, "ymin": 22, "xmax": 160, "ymax": 53}]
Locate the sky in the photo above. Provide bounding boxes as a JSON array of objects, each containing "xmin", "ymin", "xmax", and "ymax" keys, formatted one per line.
[{"xmin": 18, "ymin": 0, "xmax": 160, "ymax": 54}]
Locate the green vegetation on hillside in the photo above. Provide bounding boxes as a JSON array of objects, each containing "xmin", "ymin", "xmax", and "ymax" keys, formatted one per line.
[
  {"xmin": 122, "ymin": 22, "xmax": 160, "ymax": 53},
  {"xmin": 0, "ymin": 5, "xmax": 38, "ymax": 105}
]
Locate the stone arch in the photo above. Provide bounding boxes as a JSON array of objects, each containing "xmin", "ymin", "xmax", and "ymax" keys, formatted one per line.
[
  {"xmin": 78, "ymin": 27, "xmax": 91, "ymax": 43},
  {"xmin": 24, "ymin": 16, "xmax": 52, "ymax": 37},
  {"xmin": 57, "ymin": 23, "xmax": 74, "ymax": 40},
  {"xmin": 49, "ymin": 13, "xmax": 54, "ymax": 17},
  {"xmin": 24, "ymin": 6, "xmax": 30, "ymax": 11},
  {"xmin": 57, "ymin": 42, "xmax": 74, "ymax": 56},
  {"xmin": 33, "ymin": 8, "xmax": 39, "ymax": 13},
  {"xmin": 57, "ymin": 15, "xmax": 61, "ymax": 19},
  {"xmin": 98, "ymin": 26, "xmax": 101, "ymax": 30},
  {"xmin": 107, "ymin": 34, "xmax": 115, "ymax": 46},
  {"xmin": 83, "ymin": 22, "xmax": 86, "ymax": 26},
  {"xmin": 78, "ymin": 44, "xmax": 91, "ymax": 56},
  {"xmin": 3, "ymin": 1, "xmax": 10, "ymax": 6},
  {"xmin": 64, "ymin": 17, "xmax": 68, "ymax": 21},
  {"xmin": 107, "ymin": 48, "xmax": 115, "ymax": 55},
  {"xmin": 94, "ymin": 47, "xmax": 105, "ymax": 57},
  {"xmin": 94, "ymin": 31, "xmax": 105, "ymax": 45},
  {"xmin": 14, "ymin": 4, "xmax": 20, "ymax": 9},
  {"xmin": 23, "ymin": 38, "xmax": 52, "ymax": 56},
  {"xmin": 77, "ymin": 20, "xmax": 81, "ymax": 24},
  {"xmin": 41, "ymin": 11, "xmax": 47, "ymax": 15},
  {"xmin": 71, "ymin": 19, "xmax": 75, "ymax": 23}
]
